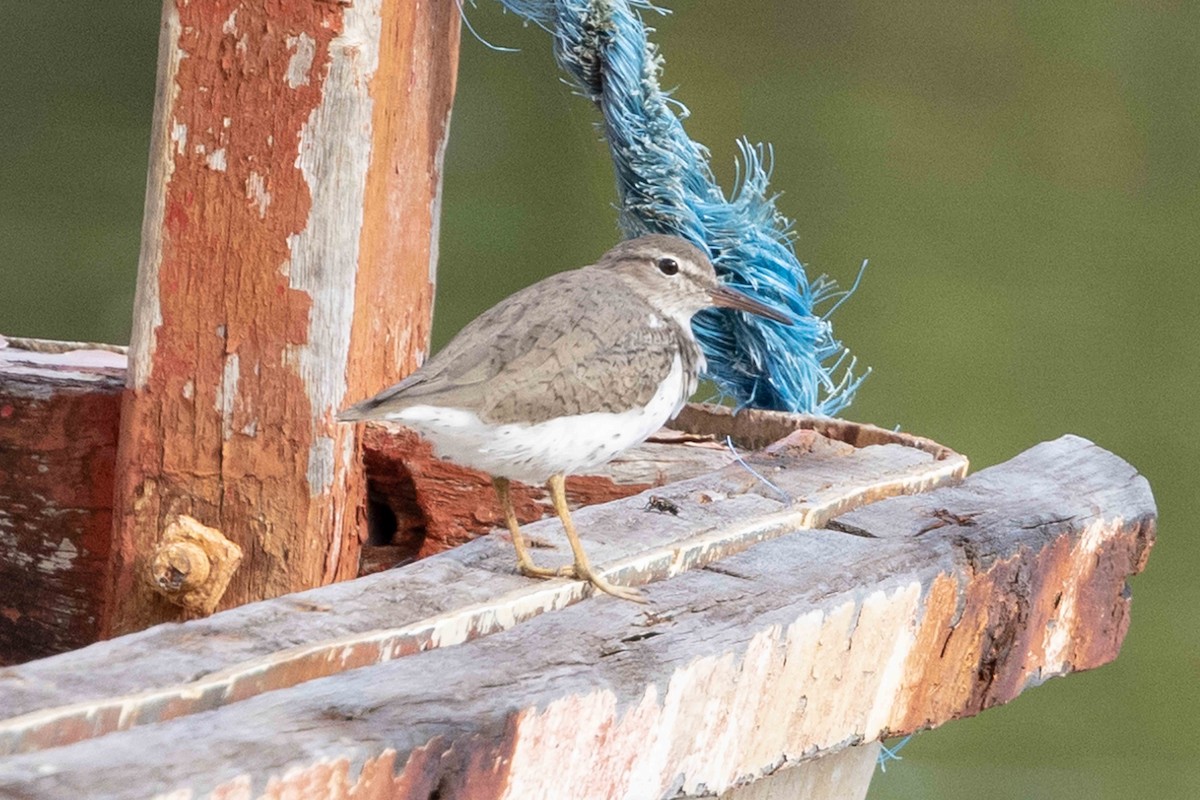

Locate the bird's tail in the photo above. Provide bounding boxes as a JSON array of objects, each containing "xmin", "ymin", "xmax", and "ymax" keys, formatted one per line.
[
  {"xmin": 335, "ymin": 404, "xmax": 370, "ymax": 423},
  {"xmin": 335, "ymin": 396, "xmax": 384, "ymax": 423},
  {"xmin": 336, "ymin": 373, "xmax": 425, "ymax": 422}
]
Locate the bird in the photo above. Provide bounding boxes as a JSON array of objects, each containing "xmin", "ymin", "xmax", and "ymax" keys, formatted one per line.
[{"xmin": 338, "ymin": 234, "xmax": 791, "ymax": 601}]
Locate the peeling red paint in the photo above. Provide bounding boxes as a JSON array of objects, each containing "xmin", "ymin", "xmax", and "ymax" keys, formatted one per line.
[
  {"xmin": 887, "ymin": 516, "xmax": 1155, "ymax": 734},
  {"xmin": 106, "ymin": 0, "xmax": 462, "ymax": 635},
  {"xmin": 0, "ymin": 355, "xmax": 123, "ymax": 664}
]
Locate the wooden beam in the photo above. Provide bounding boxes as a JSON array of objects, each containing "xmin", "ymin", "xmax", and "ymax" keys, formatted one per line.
[
  {"xmin": 0, "ymin": 416, "xmax": 966, "ymax": 754},
  {"xmin": 107, "ymin": 0, "xmax": 461, "ymax": 634},
  {"xmin": 0, "ymin": 340, "xmax": 124, "ymax": 664},
  {"xmin": 0, "ymin": 436, "xmax": 1154, "ymax": 798}
]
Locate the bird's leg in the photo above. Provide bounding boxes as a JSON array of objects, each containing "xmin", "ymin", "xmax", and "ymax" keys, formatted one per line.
[
  {"xmin": 547, "ymin": 474, "xmax": 646, "ymax": 603},
  {"xmin": 492, "ymin": 477, "xmax": 562, "ymax": 579}
]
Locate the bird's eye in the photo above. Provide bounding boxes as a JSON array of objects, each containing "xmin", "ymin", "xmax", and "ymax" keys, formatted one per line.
[{"xmin": 657, "ymin": 257, "xmax": 679, "ymax": 276}]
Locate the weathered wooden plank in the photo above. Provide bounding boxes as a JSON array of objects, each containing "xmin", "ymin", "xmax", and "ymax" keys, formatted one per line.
[
  {"xmin": 107, "ymin": 0, "xmax": 462, "ymax": 635},
  {"xmin": 0, "ymin": 341, "xmax": 124, "ymax": 664},
  {"xmin": 0, "ymin": 436, "xmax": 1154, "ymax": 799},
  {"xmin": 0, "ymin": 426, "xmax": 966, "ymax": 755}
]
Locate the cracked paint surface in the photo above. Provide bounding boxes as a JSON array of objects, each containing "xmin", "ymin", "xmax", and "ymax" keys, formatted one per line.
[{"xmin": 107, "ymin": 0, "xmax": 461, "ymax": 634}]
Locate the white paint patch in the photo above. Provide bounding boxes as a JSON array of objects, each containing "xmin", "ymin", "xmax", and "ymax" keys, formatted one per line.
[
  {"xmin": 170, "ymin": 121, "xmax": 188, "ymax": 155},
  {"xmin": 1043, "ymin": 518, "xmax": 1120, "ymax": 671},
  {"xmin": 221, "ymin": 8, "xmax": 238, "ymax": 35},
  {"xmin": 283, "ymin": 0, "xmax": 382, "ymax": 495},
  {"xmin": 128, "ymin": 3, "xmax": 184, "ymax": 388},
  {"xmin": 390, "ymin": 355, "xmax": 688, "ymax": 483},
  {"xmin": 246, "ymin": 171, "xmax": 271, "ymax": 218},
  {"xmin": 218, "ymin": 353, "xmax": 239, "ymax": 441},
  {"xmin": 0, "ymin": 526, "xmax": 78, "ymax": 575},
  {"xmin": 286, "ymin": 33, "xmax": 317, "ymax": 89},
  {"xmin": 862, "ymin": 583, "xmax": 921, "ymax": 736},
  {"xmin": 504, "ymin": 689, "xmax": 626, "ymax": 799},
  {"xmin": 426, "ymin": 104, "xmax": 454, "ymax": 287},
  {"xmin": 42, "ymin": 538, "xmax": 79, "ymax": 574},
  {"xmin": 0, "ymin": 521, "xmax": 33, "ymax": 570},
  {"xmin": 307, "ymin": 436, "xmax": 336, "ymax": 493},
  {"xmin": 205, "ymin": 147, "xmax": 227, "ymax": 172},
  {"xmin": 182, "ymin": 379, "xmax": 194, "ymax": 400}
]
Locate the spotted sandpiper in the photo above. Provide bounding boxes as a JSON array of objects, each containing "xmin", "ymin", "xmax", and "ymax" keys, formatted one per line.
[{"xmin": 339, "ymin": 234, "xmax": 791, "ymax": 601}]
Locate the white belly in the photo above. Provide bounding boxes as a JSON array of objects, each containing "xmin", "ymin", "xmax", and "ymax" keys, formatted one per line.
[{"xmin": 388, "ymin": 355, "xmax": 688, "ymax": 484}]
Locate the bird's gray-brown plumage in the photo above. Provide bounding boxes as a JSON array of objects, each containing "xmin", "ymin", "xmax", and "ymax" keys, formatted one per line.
[
  {"xmin": 341, "ymin": 237, "xmax": 708, "ymax": 426},
  {"xmin": 339, "ymin": 234, "xmax": 789, "ymax": 602}
]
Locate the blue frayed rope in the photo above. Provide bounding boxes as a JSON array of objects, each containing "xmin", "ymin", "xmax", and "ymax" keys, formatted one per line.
[{"xmin": 490, "ymin": 0, "xmax": 866, "ymax": 414}]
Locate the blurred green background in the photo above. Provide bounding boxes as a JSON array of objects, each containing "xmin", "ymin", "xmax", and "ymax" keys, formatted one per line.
[{"xmin": 2, "ymin": 1, "xmax": 1196, "ymax": 797}]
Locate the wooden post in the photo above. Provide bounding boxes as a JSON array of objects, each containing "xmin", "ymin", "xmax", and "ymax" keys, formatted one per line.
[{"xmin": 106, "ymin": 0, "xmax": 460, "ymax": 634}]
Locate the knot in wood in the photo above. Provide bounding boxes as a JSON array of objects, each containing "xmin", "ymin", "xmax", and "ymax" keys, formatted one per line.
[{"xmin": 145, "ymin": 516, "xmax": 243, "ymax": 617}]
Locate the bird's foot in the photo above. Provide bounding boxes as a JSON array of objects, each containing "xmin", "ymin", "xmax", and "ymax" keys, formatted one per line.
[
  {"xmin": 517, "ymin": 561, "xmax": 574, "ymax": 580},
  {"xmin": 574, "ymin": 566, "xmax": 646, "ymax": 604}
]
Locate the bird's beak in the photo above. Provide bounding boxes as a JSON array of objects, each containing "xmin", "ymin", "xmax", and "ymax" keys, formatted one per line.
[{"xmin": 710, "ymin": 285, "xmax": 794, "ymax": 325}]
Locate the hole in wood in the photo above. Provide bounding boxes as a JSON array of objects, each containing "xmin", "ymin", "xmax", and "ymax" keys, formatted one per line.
[
  {"xmin": 366, "ymin": 493, "xmax": 399, "ymax": 547},
  {"xmin": 359, "ymin": 479, "xmax": 426, "ymax": 576}
]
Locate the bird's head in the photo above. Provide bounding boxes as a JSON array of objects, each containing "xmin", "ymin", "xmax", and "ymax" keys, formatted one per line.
[{"xmin": 596, "ymin": 234, "xmax": 792, "ymax": 326}]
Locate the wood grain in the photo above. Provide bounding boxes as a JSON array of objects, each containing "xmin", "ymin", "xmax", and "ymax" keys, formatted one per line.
[
  {"xmin": 0, "ymin": 344, "xmax": 124, "ymax": 664},
  {"xmin": 0, "ymin": 436, "xmax": 1154, "ymax": 799}
]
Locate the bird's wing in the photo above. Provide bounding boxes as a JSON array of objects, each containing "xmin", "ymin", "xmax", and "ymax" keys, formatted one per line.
[
  {"xmin": 340, "ymin": 269, "xmax": 687, "ymax": 423},
  {"xmin": 475, "ymin": 290, "xmax": 686, "ymax": 424}
]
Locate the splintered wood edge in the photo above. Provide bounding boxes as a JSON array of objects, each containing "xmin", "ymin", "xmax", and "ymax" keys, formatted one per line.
[
  {"xmin": 0, "ymin": 438, "xmax": 966, "ymax": 756},
  {"xmin": 0, "ymin": 437, "xmax": 1154, "ymax": 799},
  {"xmin": 0, "ymin": 337, "xmax": 129, "ymax": 356}
]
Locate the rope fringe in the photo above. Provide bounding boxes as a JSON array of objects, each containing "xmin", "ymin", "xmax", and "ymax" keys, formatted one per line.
[{"xmin": 492, "ymin": 0, "xmax": 865, "ymax": 413}]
